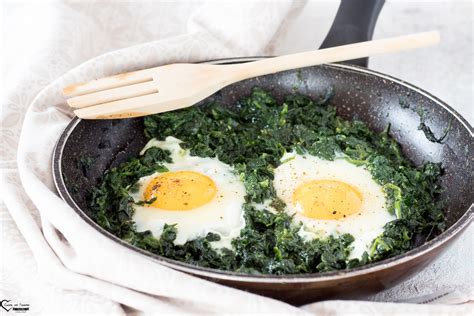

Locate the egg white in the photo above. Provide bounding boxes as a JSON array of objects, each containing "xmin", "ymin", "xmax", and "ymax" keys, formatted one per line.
[
  {"xmin": 273, "ymin": 151, "xmax": 396, "ymax": 259},
  {"xmin": 130, "ymin": 137, "xmax": 246, "ymax": 249}
]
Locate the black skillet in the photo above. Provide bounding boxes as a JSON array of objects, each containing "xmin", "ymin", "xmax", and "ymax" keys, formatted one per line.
[{"xmin": 53, "ymin": 0, "xmax": 473, "ymax": 305}]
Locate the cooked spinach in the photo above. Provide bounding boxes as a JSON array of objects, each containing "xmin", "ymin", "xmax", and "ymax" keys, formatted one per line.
[
  {"xmin": 89, "ymin": 87, "xmax": 444, "ymax": 274},
  {"xmin": 418, "ymin": 119, "xmax": 452, "ymax": 143}
]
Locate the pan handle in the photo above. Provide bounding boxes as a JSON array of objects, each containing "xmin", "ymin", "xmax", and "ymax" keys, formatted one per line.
[{"xmin": 320, "ymin": 0, "xmax": 385, "ymax": 67}]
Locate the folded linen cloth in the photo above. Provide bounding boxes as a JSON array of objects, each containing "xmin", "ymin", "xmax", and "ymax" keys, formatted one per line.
[{"xmin": 1, "ymin": 1, "xmax": 472, "ymax": 314}]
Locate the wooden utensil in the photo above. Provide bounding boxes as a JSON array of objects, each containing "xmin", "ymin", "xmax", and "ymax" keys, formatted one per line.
[{"xmin": 64, "ymin": 31, "xmax": 440, "ymax": 119}]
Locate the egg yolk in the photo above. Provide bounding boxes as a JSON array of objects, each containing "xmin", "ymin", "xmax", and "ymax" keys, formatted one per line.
[
  {"xmin": 144, "ymin": 171, "xmax": 217, "ymax": 210},
  {"xmin": 292, "ymin": 180, "xmax": 362, "ymax": 220}
]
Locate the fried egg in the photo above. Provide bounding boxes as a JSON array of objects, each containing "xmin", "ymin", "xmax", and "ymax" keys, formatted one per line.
[
  {"xmin": 273, "ymin": 151, "xmax": 396, "ymax": 258},
  {"xmin": 130, "ymin": 137, "xmax": 246, "ymax": 249}
]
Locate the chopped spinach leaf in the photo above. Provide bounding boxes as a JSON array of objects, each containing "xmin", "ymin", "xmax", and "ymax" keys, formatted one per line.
[{"xmin": 89, "ymin": 87, "xmax": 445, "ymax": 274}]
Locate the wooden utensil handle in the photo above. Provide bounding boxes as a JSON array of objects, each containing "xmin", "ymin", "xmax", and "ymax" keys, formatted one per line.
[{"xmin": 234, "ymin": 31, "xmax": 440, "ymax": 81}]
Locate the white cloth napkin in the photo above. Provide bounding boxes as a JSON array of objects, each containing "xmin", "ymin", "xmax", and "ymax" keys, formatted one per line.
[{"xmin": 1, "ymin": 1, "xmax": 472, "ymax": 314}]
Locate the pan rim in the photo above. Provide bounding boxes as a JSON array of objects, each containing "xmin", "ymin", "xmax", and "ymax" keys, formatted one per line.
[{"xmin": 53, "ymin": 59, "xmax": 473, "ymax": 283}]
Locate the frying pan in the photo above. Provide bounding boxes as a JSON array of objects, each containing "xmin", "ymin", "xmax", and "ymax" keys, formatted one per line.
[{"xmin": 53, "ymin": 0, "xmax": 473, "ymax": 305}]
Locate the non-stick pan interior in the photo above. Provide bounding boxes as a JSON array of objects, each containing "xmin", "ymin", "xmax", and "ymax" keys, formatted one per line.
[{"xmin": 59, "ymin": 63, "xmax": 472, "ymax": 232}]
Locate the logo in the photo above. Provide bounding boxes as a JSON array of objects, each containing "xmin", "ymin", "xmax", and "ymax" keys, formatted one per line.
[
  {"xmin": 1, "ymin": 300, "xmax": 12, "ymax": 312},
  {"xmin": 1, "ymin": 300, "xmax": 29, "ymax": 313}
]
